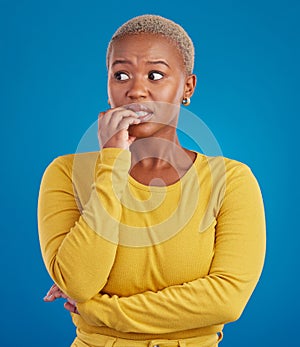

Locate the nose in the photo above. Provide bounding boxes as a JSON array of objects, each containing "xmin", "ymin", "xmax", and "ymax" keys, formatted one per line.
[{"xmin": 126, "ymin": 76, "xmax": 148, "ymax": 101}]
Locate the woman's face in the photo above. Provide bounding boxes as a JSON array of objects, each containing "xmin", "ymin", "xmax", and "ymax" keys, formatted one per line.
[{"xmin": 107, "ymin": 33, "xmax": 196, "ymax": 138}]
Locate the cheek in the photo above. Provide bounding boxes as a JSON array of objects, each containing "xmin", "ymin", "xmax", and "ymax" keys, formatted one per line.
[
  {"xmin": 107, "ymin": 85, "xmax": 123, "ymax": 107},
  {"xmin": 108, "ymin": 91, "xmax": 118, "ymax": 106},
  {"xmin": 158, "ymin": 79, "xmax": 185, "ymax": 103},
  {"xmin": 159, "ymin": 89, "xmax": 182, "ymax": 103}
]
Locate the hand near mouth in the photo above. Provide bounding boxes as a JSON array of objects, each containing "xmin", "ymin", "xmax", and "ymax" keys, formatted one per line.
[
  {"xmin": 98, "ymin": 106, "xmax": 142, "ymax": 150},
  {"xmin": 123, "ymin": 103, "xmax": 154, "ymax": 122}
]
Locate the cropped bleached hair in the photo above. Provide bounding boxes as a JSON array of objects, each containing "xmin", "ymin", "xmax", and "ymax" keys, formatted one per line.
[{"xmin": 106, "ymin": 14, "xmax": 195, "ymax": 75}]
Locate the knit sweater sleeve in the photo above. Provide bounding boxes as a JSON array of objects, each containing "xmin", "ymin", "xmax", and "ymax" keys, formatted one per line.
[
  {"xmin": 38, "ymin": 148, "xmax": 130, "ymax": 303},
  {"xmin": 76, "ymin": 163, "xmax": 266, "ymax": 333}
]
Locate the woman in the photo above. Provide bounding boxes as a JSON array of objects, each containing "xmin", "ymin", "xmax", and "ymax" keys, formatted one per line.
[{"xmin": 39, "ymin": 14, "xmax": 266, "ymax": 347}]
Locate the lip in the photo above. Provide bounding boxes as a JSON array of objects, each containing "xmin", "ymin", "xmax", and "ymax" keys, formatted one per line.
[{"xmin": 124, "ymin": 103, "xmax": 154, "ymax": 122}]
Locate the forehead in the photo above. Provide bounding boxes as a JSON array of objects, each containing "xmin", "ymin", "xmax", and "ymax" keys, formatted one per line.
[{"xmin": 109, "ymin": 33, "xmax": 184, "ymax": 67}]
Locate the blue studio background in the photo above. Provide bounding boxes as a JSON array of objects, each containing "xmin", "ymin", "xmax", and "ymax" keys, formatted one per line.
[{"xmin": 1, "ymin": 1, "xmax": 298, "ymax": 346}]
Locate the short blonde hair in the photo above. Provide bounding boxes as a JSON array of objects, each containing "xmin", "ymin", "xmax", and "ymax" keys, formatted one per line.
[{"xmin": 106, "ymin": 14, "xmax": 195, "ymax": 75}]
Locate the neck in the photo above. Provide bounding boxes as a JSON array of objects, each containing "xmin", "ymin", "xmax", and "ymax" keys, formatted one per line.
[{"xmin": 129, "ymin": 126, "xmax": 194, "ymax": 171}]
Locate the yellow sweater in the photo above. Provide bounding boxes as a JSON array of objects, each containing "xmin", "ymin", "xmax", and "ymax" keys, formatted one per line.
[{"xmin": 38, "ymin": 148, "xmax": 266, "ymax": 341}]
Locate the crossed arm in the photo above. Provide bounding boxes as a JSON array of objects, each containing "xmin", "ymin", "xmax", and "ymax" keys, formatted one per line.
[{"xmin": 41, "ymin": 150, "xmax": 266, "ymax": 334}]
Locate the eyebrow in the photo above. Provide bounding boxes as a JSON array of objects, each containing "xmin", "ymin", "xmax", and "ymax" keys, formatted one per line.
[
  {"xmin": 111, "ymin": 59, "xmax": 170, "ymax": 68},
  {"xmin": 146, "ymin": 60, "xmax": 170, "ymax": 68},
  {"xmin": 111, "ymin": 59, "xmax": 133, "ymax": 67},
  {"xmin": 111, "ymin": 59, "xmax": 132, "ymax": 66}
]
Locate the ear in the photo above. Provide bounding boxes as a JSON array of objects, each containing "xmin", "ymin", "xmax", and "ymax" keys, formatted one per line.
[{"xmin": 183, "ymin": 74, "xmax": 197, "ymax": 99}]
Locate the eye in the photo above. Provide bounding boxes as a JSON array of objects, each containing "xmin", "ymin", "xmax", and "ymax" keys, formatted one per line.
[
  {"xmin": 148, "ymin": 71, "xmax": 164, "ymax": 81},
  {"xmin": 114, "ymin": 71, "xmax": 130, "ymax": 81}
]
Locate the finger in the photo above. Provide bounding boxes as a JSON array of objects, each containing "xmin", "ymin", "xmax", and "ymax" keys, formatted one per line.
[
  {"xmin": 67, "ymin": 297, "xmax": 77, "ymax": 306},
  {"xmin": 99, "ymin": 118, "xmax": 140, "ymax": 147},
  {"xmin": 46, "ymin": 284, "xmax": 60, "ymax": 296},
  {"xmin": 43, "ymin": 294, "xmax": 56, "ymax": 302},
  {"xmin": 44, "ymin": 284, "xmax": 66, "ymax": 301},
  {"xmin": 46, "ymin": 283, "xmax": 59, "ymax": 296},
  {"xmin": 98, "ymin": 110, "xmax": 112, "ymax": 128},
  {"xmin": 64, "ymin": 301, "xmax": 79, "ymax": 315},
  {"xmin": 103, "ymin": 108, "xmax": 139, "ymax": 128},
  {"xmin": 98, "ymin": 113, "xmax": 140, "ymax": 146},
  {"xmin": 117, "ymin": 116, "xmax": 141, "ymax": 131},
  {"xmin": 43, "ymin": 290, "xmax": 63, "ymax": 302},
  {"xmin": 128, "ymin": 136, "xmax": 137, "ymax": 147},
  {"xmin": 111, "ymin": 110, "xmax": 139, "ymax": 128},
  {"xmin": 44, "ymin": 285, "xmax": 59, "ymax": 301}
]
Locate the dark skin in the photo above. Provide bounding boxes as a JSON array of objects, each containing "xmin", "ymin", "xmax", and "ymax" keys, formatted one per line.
[
  {"xmin": 103, "ymin": 33, "xmax": 197, "ymax": 186},
  {"xmin": 44, "ymin": 32, "xmax": 197, "ymax": 312}
]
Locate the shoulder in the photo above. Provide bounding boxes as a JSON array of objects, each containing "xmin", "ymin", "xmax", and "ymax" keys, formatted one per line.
[
  {"xmin": 45, "ymin": 151, "xmax": 99, "ymax": 169},
  {"xmin": 41, "ymin": 151, "xmax": 99, "ymax": 181},
  {"xmin": 195, "ymin": 152, "xmax": 261, "ymax": 201},
  {"xmin": 196, "ymin": 152, "xmax": 254, "ymax": 180}
]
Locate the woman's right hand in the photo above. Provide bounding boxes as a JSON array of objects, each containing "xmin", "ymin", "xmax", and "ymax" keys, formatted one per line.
[
  {"xmin": 98, "ymin": 107, "xmax": 141, "ymax": 150},
  {"xmin": 44, "ymin": 283, "xmax": 79, "ymax": 314}
]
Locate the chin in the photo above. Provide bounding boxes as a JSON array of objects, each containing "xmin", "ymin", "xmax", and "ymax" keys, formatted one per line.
[{"xmin": 128, "ymin": 122, "xmax": 165, "ymax": 138}]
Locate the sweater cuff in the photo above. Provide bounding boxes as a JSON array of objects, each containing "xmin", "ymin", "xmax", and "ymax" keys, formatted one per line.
[{"xmin": 99, "ymin": 148, "xmax": 131, "ymax": 167}]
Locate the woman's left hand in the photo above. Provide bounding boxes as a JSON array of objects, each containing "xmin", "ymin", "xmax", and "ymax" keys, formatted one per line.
[{"xmin": 43, "ymin": 283, "xmax": 79, "ymax": 314}]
